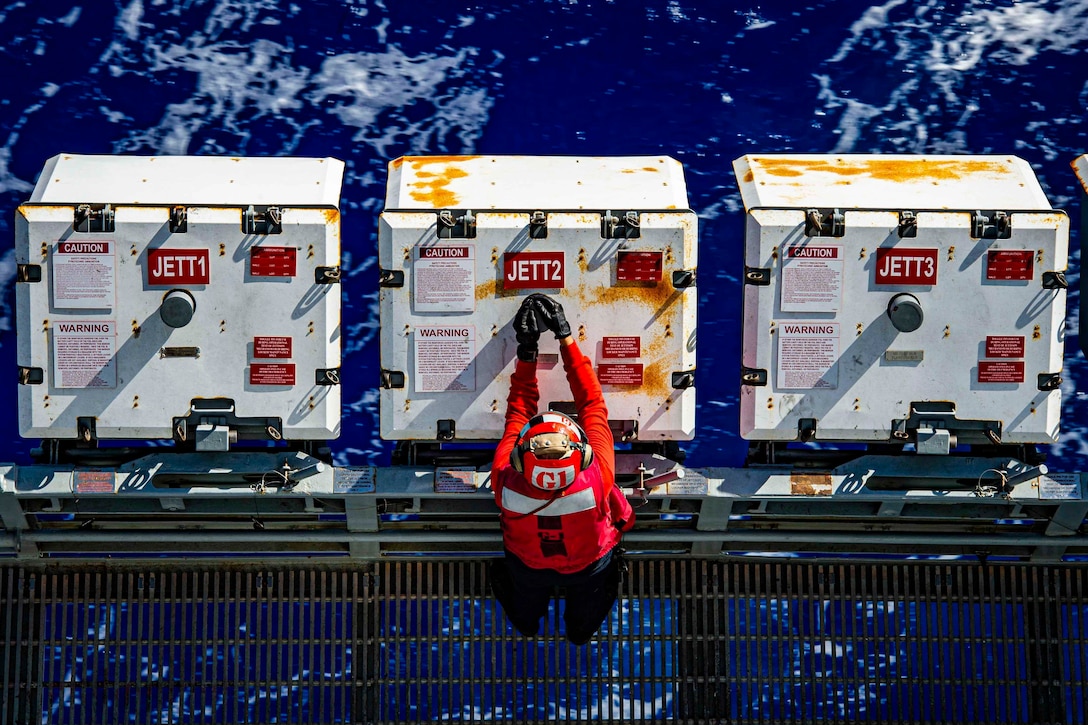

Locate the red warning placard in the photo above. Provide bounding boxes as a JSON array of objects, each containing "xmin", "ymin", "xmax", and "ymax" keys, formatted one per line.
[
  {"xmin": 985, "ymin": 335, "xmax": 1025, "ymax": 359},
  {"xmin": 254, "ymin": 336, "xmax": 292, "ymax": 359},
  {"xmin": 978, "ymin": 361, "xmax": 1024, "ymax": 383},
  {"xmin": 250, "ymin": 363, "xmax": 295, "ymax": 386},
  {"xmin": 602, "ymin": 336, "xmax": 640, "ymax": 359},
  {"xmin": 250, "ymin": 247, "xmax": 296, "ymax": 277},
  {"xmin": 986, "ymin": 250, "xmax": 1034, "ymax": 281},
  {"xmin": 598, "ymin": 363, "xmax": 643, "ymax": 385}
]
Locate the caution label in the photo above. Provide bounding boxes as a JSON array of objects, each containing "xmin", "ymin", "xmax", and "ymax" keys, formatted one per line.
[
  {"xmin": 434, "ymin": 467, "xmax": 479, "ymax": 493},
  {"xmin": 414, "ymin": 326, "xmax": 476, "ymax": 393},
  {"xmin": 978, "ymin": 360, "xmax": 1024, "ymax": 384},
  {"xmin": 780, "ymin": 243, "xmax": 843, "ymax": 312},
  {"xmin": 250, "ymin": 363, "xmax": 296, "ymax": 386},
  {"xmin": 414, "ymin": 245, "xmax": 475, "ymax": 312},
  {"xmin": 598, "ymin": 363, "xmax": 643, "ymax": 386},
  {"xmin": 986, "ymin": 250, "xmax": 1033, "ymax": 281},
  {"xmin": 254, "ymin": 336, "xmax": 293, "ymax": 359},
  {"xmin": 52, "ymin": 240, "xmax": 116, "ymax": 309},
  {"xmin": 985, "ymin": 335, "xmax": 1025, "ymax": 359},
  {"xmin": 52, "ymin": 320, "xmax": 117, "ymax": 389},
  {"xmin": 776, "ymin": 322, "xmax": 839, "ymax": 390}
]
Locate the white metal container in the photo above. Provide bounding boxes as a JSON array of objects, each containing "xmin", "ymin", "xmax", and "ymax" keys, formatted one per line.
[
  {"xmin": 379, "ymin": 155, "xmax": 698, "ymax": 442},
  {"xmin": 734, "ymin": 154, "xmax": 1068, "ymax": 446},
  {"xmin": 15, "ymin": 154, "xmax": 344, "ymax": 442}
]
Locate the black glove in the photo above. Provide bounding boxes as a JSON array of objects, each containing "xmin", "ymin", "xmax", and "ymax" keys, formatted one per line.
[
  {"xmin": 530, "ymin": 293, "xmax": 571, "ymax": 339},
  {"xmin": 514, "ymin": 297, "xmax": 541, "ymax": 362}
]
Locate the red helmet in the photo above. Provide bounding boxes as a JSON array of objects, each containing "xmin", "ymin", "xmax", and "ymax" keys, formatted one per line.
[{"xmin": 510, "ymin": 412, "xmax": 594, "ymax": 491}]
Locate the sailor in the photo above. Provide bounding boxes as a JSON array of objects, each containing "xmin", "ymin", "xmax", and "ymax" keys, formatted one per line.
[{"xmin": 490, "ymin": 293, "xmax": 634, "ymax": 645}]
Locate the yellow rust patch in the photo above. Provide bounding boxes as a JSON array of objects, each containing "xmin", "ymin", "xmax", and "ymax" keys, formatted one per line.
[
  {"xmin": 321, "ymin": 208, "xmax": 340, "ymax": 225},
  {"xmin": 790, "ymin": 473, "xmax": 833, "ymax": 496},
  {"xmin": 586, "ymin": 279, "xmax": 680, "ymax": 311},
  {"xmin": 754, "ymin": 157, "xmax": 1012, "ymax": 183}
]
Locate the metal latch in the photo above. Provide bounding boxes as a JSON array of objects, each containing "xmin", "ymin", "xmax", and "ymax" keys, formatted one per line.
[
  {"xmin": 73, "ymin": 203, "xmax": 114, "ymax": 233},
  {"xmin": 897, "ymin": 211, "xmax": 918, "ymax": 238},
  {"xmin": 437, "ymin": 209, "xmax": 476, "ymax": 239},
  {"xmin": 244, "ymin": 205, "xmax": 283, "ymax": 235},
  {"xmin": 602, "ymin": 210, "xmax": 640, "ymax": 239},
  {"xmin": 170, "ymin": 206, "xmax": 188, "ymax": 233},
  {"xmin": 529, "ymin": 210, "xmax": 548, "ymax": 239},
  {"xmin": 805, "ymin": 208, "xmax": 844, "ymax": 237},
  {"xmin": 971, "ymin": 210, "xmax": 1011, "ymax": 239}
]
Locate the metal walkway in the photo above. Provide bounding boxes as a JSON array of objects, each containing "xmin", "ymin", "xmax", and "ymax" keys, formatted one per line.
[{"xmin": 3, "ymin": 559, "xmax": 1087, "ymax": 724}]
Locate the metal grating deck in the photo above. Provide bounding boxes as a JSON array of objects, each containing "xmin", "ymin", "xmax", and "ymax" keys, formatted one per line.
[{"xmin": 3, "ymin": 559, "xmax": 1087, "ymax": 724}]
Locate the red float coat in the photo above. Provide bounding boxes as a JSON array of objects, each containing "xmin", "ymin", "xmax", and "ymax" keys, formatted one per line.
[{"xmin": 492, "ymin": 340, "xmax": 634, "ymax": 574}]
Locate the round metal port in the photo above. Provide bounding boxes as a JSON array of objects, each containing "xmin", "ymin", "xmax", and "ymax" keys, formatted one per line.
[
  {"xmin": 160, "ymin": 289, "xmax": 197, "ymax": 328},
  {"xmin": 887, "ymin": 293, "xmax": 923, "ymax": 333}
]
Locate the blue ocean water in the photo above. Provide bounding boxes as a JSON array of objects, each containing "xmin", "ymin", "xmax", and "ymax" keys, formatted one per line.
[{"xmin": 1, "ymin": 0, "xmax": 1086, "ymax": 469}]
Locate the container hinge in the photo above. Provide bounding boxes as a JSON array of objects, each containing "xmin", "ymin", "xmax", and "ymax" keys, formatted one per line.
[
  {"xmin": 1038, "ymin": 372, "xmax": 1063, "ymax": 391},
  {"xmin": 170, "ymin": 205, "xmax": 188, "ymax": 233},
  {"xmin": 971, "ymin": 210, "xmax": 1011, "ymax": 239},
  {"xmin": 436, "ymin": 419, "xmax": 456, "ymax": 441},
  {"xmin": 672, "ymin": 269, "xmax": 696, "ymax": 289},
  {"xmin": 529, "ymin": 210, "xmax": 548, "ymax": 239},
  {"xmin": 671, "ymin": 370, "xmax": 696, "ymax": 389},
  {"xmin": 381, "ymin": 369, "xmax": 406, "ymax": 389},
  {"xmin": 805, "ymin": 208, "xmax": 844, "ymax": 237},
  {"xmin": 602, "ymin": 210, "xmax": 641, "ymax": 239},
  {"xmin": 1041, "ymin": 271, "xmax": 1068, "ymax": 290},
  {"xmin": 741, "ymin": 367, "xmax": 768, "ymax": 386},
  {"xmin": 316, "ymin": 368, "xmax": 341, "ymax": 386},
  {"xmin": 897, "ymin": 211, "xmax": 917, "ymax": 238},
  {"xmin": 16, "ymin": 264, "xmax": 41, "ymax": 283},
  {"xmin": 798, "ymin": 418, "xmax": 817, "ymax": 442},
  {"xmin": 744, "ymin": 266, "xmax": 771, "ymax": 285},
  {"xmin": 316, "ymin": 266, "xmax": 341, "ymax": 284},
  {"xmin": 18, "ymin": 367, "xmax": 44, "ymax": 385},
  {"xmin": 891, "ymin": 401, "xmax": 1002, "ymax": 449},
  {"xmin": 244, "ymin": 205, "xmax": 283, "ymax": 235},
  {"xmin": 437, "ymin": 209, "xmax": 476, "ymax": 239},
  {"xmin": 379, "ymin": 269, "xmax": 405, "ymax": 287},
  {"xmin": 74, "ymin": 203, "xmax": 114, "ymax": 233}
]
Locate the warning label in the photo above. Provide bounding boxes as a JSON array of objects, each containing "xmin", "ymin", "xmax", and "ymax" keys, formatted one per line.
[
  {"xmin": 333, "ymin": 467, "xmax": 376, "ymax": 494},
  {"xmin": 1039, "ymin": 472, "xmax": 1082, "ymax": 500},
  {"xmin": 254, "ymin": 336, "xmax": 293, "ymax": 359},
  {"xmin": 602, "ymin": 336, "xmax": 641, "ymax": 359},
  {"xmin": 250, "ymin": 363, "xmax": 296, "ymax": 386},
  {"xmin": 414, "ymin": 326, "xmax": 476, "ymax": 393},
  {"xmin": 414, "ymin": 245, "xmax": 475, "ymax": 313},
  {"xmin": 52, "ymin": 320, "xmax": 117, "ymax": 389},
  {"xmin": 985, "ymin": 335, "xmax": 1025, "ymax": 359},
  {"xmin": 52, "ymin": 240, "xmax": 116, "ymax": 310},
  {"xmin": 780, "ymin": 244, "xmax": 843, "ymax": 313},
  {"xmin": 434, "ymin": 467, "xmax": 479, "ymax": 493},
  {"xmin": 598, "ymin": 363, "xmax": 644, "ymax": 386},
  {"xmin": 776, "ymin": 322, "xmax": 839, "ymax": 390},
  {"xmin": 73, "ymin": 470, "xmax": 114, "ymax": 494},
  {"xmin": 978, "ymin": 361, "xmax": 1024, "ymax": 384}
]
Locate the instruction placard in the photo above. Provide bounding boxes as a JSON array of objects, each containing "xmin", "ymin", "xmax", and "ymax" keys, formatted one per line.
[
  {"xmin": 413, "ymin": 245, "xmax": 475, "ymax": 313},
  {"xmin": 1038, "ymin": 472, "xmax": 1082, "ymax": 500},
  {"xmin": 776, "ymin": 321, "xmax": 839, "ymax": 390},
  {"xmin": 52, "ymin": 240, "xmax": 116, "ymax": 310},
  {"xmin": 414, "ymin": 326, "xmax": 476, "ymax": 393},
  {"xmin": 780, "ymin": 243, "xmax": 843, "ymax": 313},
  {"xmin": 434, "ymin": 467, "xmax": 479, "ymax": 493},
  {"xmin": 52, "ymin": 320, "xmax": 117, "ymax": 389}
]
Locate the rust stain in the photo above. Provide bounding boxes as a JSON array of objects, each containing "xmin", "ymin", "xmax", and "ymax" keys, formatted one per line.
[
  {"xmin": 322, "ymin": 208, "xmax": 340, "ymax": 225},
  {"xmin": 475, "ymin": 278, "xmax": 498, "ymax": 301},
  {"xmin": 588, "ymin": 278, "xmax": 678, "ymax": 310},
  {"xmin": 790, "ymin": 473, "xmax": 832, "ymax": 496},
  {"xmin": 743, "ymin": 169, "xmax": 754, "ymax": 183},
  {"xmin": 754, "ymin": 157, "xmax": 1011, "ymax": 182},
  {"xmin": 402, "ymin": 156, "xmax": 480, "ymax": 208}
]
